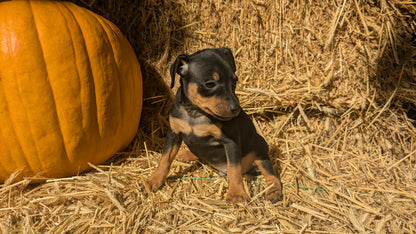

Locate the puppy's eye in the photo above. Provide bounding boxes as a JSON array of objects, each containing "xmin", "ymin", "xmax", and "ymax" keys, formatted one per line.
[{"xmin": 204, "ymin": 81, "xmax": 217, "ymax": 89}]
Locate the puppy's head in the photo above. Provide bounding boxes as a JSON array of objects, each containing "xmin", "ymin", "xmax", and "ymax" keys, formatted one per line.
[{"xmin": 170, "ymin": 48, "xmax": 240, "ymax": 121}]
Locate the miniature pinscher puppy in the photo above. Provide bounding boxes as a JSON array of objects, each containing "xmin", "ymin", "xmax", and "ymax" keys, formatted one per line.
[{"xmin": 146, "ymin": 48, "xmax": 283, "ymax": 204}]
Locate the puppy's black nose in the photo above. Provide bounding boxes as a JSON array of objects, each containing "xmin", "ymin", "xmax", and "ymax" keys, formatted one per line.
[{"xmin": 230, "ymin": 104, "xmax": 240, "ymax": 114}]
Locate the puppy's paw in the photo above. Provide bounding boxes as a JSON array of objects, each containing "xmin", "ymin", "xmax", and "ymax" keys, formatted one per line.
[
  {"xmin": 265, "ymin": 179, "xmax": 283, "ymax": 203},
  {"xmin": 266, "ymin": 187, "xmax": 283, "ymax": 203},
  {"xmin": 175, "ymin": 149, "xmax": 198, "ymax": 162},
  {"xmin": 226, "ymin": 188, "xmax": 249, "ymax": 204},
  {"xmin": 145, "ymin": 175, "xmax": 165, "ymax": 192}
]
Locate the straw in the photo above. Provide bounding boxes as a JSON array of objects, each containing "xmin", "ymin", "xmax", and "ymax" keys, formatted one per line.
[{"xmin": 1, "ymin": 0, "xmax": 415, "ymax": 233}]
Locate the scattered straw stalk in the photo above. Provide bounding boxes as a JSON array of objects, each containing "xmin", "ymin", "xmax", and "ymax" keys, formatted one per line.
[{"xmin": 1, "ymin": 0, "xmax": 415, "ymax": 233}]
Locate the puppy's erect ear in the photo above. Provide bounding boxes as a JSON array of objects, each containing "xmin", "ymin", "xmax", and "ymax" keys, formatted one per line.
[
  {"xmin": 214, "ymin": 47, "xmax": 236, "ymax": 72},
  {"xmin": 170, "ymin": 54, "xmax": 189, "ymax": 88}
]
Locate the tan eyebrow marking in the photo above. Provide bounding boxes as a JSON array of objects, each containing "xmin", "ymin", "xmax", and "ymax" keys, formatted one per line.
[{"xmin": 212, "ymin": 72, "xmax": 220, "ymax": 81}]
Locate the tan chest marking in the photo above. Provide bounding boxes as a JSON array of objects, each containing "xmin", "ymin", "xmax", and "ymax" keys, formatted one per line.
[
  {"xmin": 169, "ymin": 117, "xmax": 222, "ymax": 139},
  {"xmin": 170, "ymin": 117, "xmax": 192, "ymax": 135},
  {"xmin": 192, "ymin": 123, "xmax": 222, "ymax": 139}
]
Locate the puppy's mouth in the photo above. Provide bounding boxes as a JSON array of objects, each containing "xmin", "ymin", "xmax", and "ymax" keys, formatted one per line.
[
  {"xmin": 205, "ymin": 108, "xmax": 240, "ymax": 121},
  {"xmin": 213, "ymin": 114, "xmax": 234, "ymax": 121},
  {"xmin": 189, "ymin": 93, "xmax": 241, "ymax": 121}
]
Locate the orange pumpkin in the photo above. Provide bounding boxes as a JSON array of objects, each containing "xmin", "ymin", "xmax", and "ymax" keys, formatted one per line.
[{"xmin": 0, "ymin": 1, "xmax": 142, "ymax": 182}]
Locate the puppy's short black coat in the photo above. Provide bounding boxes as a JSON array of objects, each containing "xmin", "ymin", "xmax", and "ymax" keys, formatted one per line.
[{"xmin": 146, "ymin": 48, "xmax": 282, "ymax": 204}]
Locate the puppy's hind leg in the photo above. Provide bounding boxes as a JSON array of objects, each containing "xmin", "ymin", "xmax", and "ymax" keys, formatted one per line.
[
  {"xmin": 254, "ymin": 158, "xmax": 283, "ymax": 203},
  {"xmin": 175, "ymin": 149, "xmax": 198, "ymax": 162}
]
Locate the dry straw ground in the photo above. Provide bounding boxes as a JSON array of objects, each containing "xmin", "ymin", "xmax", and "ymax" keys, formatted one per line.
[{"xmin": 1, "ymin": 0, "xmax": 416, "ymax": 233}]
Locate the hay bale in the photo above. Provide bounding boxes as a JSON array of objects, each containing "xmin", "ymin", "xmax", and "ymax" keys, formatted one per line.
[
  {"xmin": 1, "ymin": 0, "xmax": 415, "ymax": 233},
  {"xmin": 128, "ymin": 0, "xmax": 415, "ymax": 113}
]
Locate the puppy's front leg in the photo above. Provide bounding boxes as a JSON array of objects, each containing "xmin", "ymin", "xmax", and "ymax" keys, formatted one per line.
[
  {"xmin": 146, "ymin": 129, "xmax": 182, "ymax": 191},
  {"xmin": 223, "ymin": 140, "xmax": 249, "ymax": 204}
]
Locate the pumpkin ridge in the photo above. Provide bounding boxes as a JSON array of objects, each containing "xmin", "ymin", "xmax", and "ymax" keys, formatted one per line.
[
  {"xmin": 7, "ymin": 78, "xmax": 38, "ymax": 178},
  {"xmin": 57, "ymin": 2, "xmax": 90, "ymax": 132},
  {"xmin": 90, "ymin": 13, "xmax": 143, "ymax": 150},
  {"xmin": 63, "ymin": 3, "xmax": 104, "ymax": 163},
  {"xmin": 0, "ymin": 2, "xmax": 43, "ymax": 179},
  {"xmin": 0, "ymin": 78, "xmax": 15, "ymax": 177},
  {"xmin": 29, "ymin": 1, "xmax": 71, "ymax": 174},
  {"xmin": 0, "ymin": 85, "xmax": 21, "ymax": 178},
  {"xmin": 52, "ymin": 1, "xmax": 89, "ymax": 165},
  {"xmin": 58, "ymin": 2, "xmax": 101, "ymax": 164},
  {"xmin": 74, "ymin": 11, "xmax": 104, "ymax": 142},
  {"xmin": 1, "ymin": 1, "xmax": 51, "ymax": 177},
  {"xmin": 89, "ymin": 12, "xmax": 123, "ymax": 140},
  {"xmin": 2, "ymin": 80, "xmax": 37, "ymax": 178},
  {"xmin": 24, "ymin": 0, "xmax": 50, "ymax": 176}
]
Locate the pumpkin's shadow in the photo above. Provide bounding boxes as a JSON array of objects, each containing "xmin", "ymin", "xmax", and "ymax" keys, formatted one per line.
[
  {"xmin": 373, "ymin": 6, "xmax": 415, "ymax": 123},
  {"xmin": 103, "ymin": 60, "xmax": 174, "ymax": 166},
  {"xmin": 131, "ymin": 61, "xmax": 173, "ymax": 152},
  {"xmin": 68, "ymin": 0, "xmax": 188, "ymax": 164},
  {"xmin": 88, "ymin": 61, "xmax": 174, "ymax": 173}
]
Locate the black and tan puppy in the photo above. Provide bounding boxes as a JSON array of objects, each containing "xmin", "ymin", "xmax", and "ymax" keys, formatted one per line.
[{"xmin": 146, "ymin": 48, "xmax": 282, "ymax": 204}]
